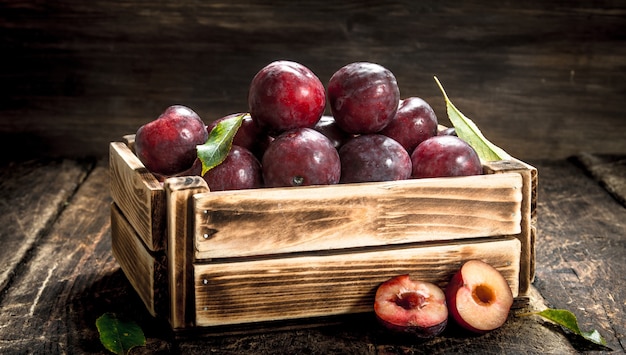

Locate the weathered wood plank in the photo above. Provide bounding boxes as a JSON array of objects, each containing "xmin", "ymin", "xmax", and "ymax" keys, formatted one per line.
[
  {"xmin": 0, "ymin": 162, "xmax": 175, "ymax": 354},
  {"xmin": 0, "ymin": 159, "xmax": 92, "ymax": 293},
  {"xmin": 109, "ymin": 141, "xmax": 165, "ymax": 251},
  {"xmin": 110, "ymin": 202, "xmax": 166, "ymax": 317},
  {"xmin": 532, "ymin": 159, "xmax": 626, "ymax": 353},
  {"xmin": 1, "ymin": 2, "xmax": 625, "ymax": 161},
  {"xmin": 194, "ymin": 173, "xmax": 523, "ymax": 259},
  {"xmin": 0, "ymin": 163, "xmax": 118, "ymax": 354},
  {"xmin": 164, "ymin": 176, "xmax": 210, "ymax": 329},
  {"xmin": 194, "ymin": 238, "xmax": 521, "ymax": 327},
  {"xmin": 483, "ymin": 159, "xmax": 537, "ymax": 295},
  {"xmin": 573, "ymin": 153, "xmax": 626, "ymax": 207}
]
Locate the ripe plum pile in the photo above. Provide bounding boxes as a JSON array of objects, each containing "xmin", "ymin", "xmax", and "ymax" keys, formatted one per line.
[{"xmin": 134, "ymin": 60, "xmax": 484, "ymax": 191}]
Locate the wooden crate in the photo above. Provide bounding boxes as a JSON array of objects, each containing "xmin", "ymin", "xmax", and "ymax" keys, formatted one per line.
[{"xmin": 109, "ymin": 136, "xmax": 537, "ymax": 330}]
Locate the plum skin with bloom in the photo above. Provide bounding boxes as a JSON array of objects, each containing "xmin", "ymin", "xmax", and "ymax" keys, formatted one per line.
[
  {"xmin": 248, "ymin": 60, "xmax": 326, "ymax": 134},
  {"xmin": 380, "ymin": 97, "xmax": 438, "ymax": 154},
  {"xmin": 327, "ymin": 62, "xmax": 400, "ymax": 134},
  {"xmin": 411, "ymin": 135, "xmax": 483, "ymax": 178},
  {"xmin": 202, "ymin": 145, "xmax": 263, "ymax": 191},
  {"xmin": 135, "ymin": 105, "xmax": 208, "ymax": 176},
  {"xmin": 339, "ymin": 134, "xmax": 412, "ymax": 183},
  {"xmin": 262, "ymin": 128, "xmax": 341, "ymax": 188}
]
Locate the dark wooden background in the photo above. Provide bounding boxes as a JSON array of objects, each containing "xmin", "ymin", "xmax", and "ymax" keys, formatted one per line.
[{"xmin": 1, "ymin": 1, "xmax": 625, "ymax": 162}]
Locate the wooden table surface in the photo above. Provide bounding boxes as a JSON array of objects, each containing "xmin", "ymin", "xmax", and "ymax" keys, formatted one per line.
[{"xmin": 0, "ymin": 154, "xmax": 624, "ymax": 354}]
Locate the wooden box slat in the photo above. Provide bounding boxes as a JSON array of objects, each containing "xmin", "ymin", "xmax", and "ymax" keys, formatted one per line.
[
  {"xmin": 110, "ymin": 203, "xmax": 166, "ymax": 316},
  {"xmin": 192, "ymin": 173, "xmax": 523, "ymax": 259},
  {"xmin": 194, "ymin": 237, "xmax": 521, "ymax": 327},
  {"xmin": 109, "ymin": 142, "xmax": 166, "ymax": 251},
  {"xmin": 165, "ymin": 176, "xmax": 210, "ymax": 329},
  {"xmin": 483, "ymin": 159, "xmax": 537, "ymax": 293}
]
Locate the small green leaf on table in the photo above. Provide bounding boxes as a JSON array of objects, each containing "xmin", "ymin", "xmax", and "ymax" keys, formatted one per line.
[
  {"xmin": 96, "ymin": 312, "xmax": 146, "ymax": 355},
  {"xmin": 520, "ymin": 308, "xmax": 611, "ymax": 350},
  {"xmin": 197, "ymin": 113, "xmax": 246, "ymax": 175},
  {"xmin": 434, "ymin": 76, "xmax": 512, "ymax": 162},
  {"xmin": 536, "ymin": 308, "xmax": 608, "ymax": 348}
]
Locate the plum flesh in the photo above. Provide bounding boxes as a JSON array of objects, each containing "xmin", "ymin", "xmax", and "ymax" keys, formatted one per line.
[{"xmin": 374, "ymin": 274, "xmax": 448, "ymax": 338}]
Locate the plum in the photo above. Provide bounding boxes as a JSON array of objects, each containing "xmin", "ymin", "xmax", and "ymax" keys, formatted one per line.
[
  {"xmin": 313, "ymin": 115, "xmax": 353, "ymax": 150},
  {"xmin": 411, "ymin": 136, "xmax": 482, "ymax": 178},
  {"xmin": 135, "ymin": 105, "xmax": 208, "ymax": 176},
  {"xmin": 374, "ymin": 274, "xmax": 448, "ymax": 338},
  {"xmin": 202, "ymin": 145, "xmax": 262, "ymax": 191},
  {"xmin": 262, "ymin": 127, "xmax": 341, "ymax": 187},
  {"xmin": 380, "ymin": 97, "xmax": 438, "ymax": 154},
  {"xmin": 327, "ymin": 62, "xmax": 400, "ymax": 134},
  {"xmin": 339, "ymin": 134, "xmax": 412, "ymax": 183},
  {"xmin": 248, "ymin": 60, "xmax": 326, "ymax": 134},
  {"xmin": 445, "ymin": 260, "xmax": 514, "ymax": 333}
]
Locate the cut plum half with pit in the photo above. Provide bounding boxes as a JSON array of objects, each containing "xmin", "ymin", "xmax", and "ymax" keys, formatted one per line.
[{"xmin": 374, "ymin": 274, "xmax": 448, "ymax": 338}]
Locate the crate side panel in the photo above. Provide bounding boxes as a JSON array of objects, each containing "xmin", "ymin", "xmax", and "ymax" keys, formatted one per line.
[
  {"xmin": 165, "ymin": 176, "xmax": 210, "ymax": 329},
  {"xmin": 484, "ymin": 159, "xmax": 537, "ymax": 295},
  {"xmin": 109, "ymin": 142, "xmax": 165, "ymax": 251},
  {"xmin": 194, "ymin": 237, "xmax": 521, "ymax": 327},
  {"xmin": 194, "ymin": 173, "xmax": 523, "ymax": 259},
  {"xmin": 110, "ymin": 203, "xmax": 165, "ymax": 317}
]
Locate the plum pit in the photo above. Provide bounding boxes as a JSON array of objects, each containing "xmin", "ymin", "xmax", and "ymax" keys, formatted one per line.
[
  {"xmin": 472, "ymin": 284, "xmax": 496, "ymax": 305},
  {"xmin": 395, "ymin": 292, "xmax": 426, "ymax": 310}
]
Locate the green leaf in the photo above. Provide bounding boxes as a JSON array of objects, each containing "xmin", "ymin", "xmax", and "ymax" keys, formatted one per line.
[
  {"xmin": 197, "ymin": 113, "xmax": 246, "ymax": 176},
  {"xmin": 536, "ymin": 309, "xmax": 607, "ymax": 347},
  {"xmin": 434, "ymin": 76, "xmax": 512, "ymax": 162},
  {"xmin": 516, "ymin": 307, "xmax": 612, "ymax": 350},
  {"xmin": 96, "ymin": 313, "xmax": 146, "ymax": 355}
]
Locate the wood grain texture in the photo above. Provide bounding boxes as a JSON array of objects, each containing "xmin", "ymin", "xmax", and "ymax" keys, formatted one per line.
[
  {"xmin": 110, "ymin": 203, "xmax": 166, "ymax": 317},
  {"xmin": 193, "ymin": 173, "xmax": 523, "ymax": 259},
  {"xmin": 0, "ymin": 163, "xmax": 120, "ymax": 354},
  {"xmin": 532, "ymin": 159, "xmax": 626, "ymax": 353},
  {"xmin": 194, "ymin": 237, "xmax": 521, "ymax": 327},
  {"xmin": 573, "ymin": 153, "xmax": 626, "ymax": 206},
  {"xmin": 164, "ymin": 176, "xmax": 210, "ymax": 329},
  {"xmin": 1, "ymin": 1, "xmax": 625, "ymax": 161},
  {"xmin": 109, "ymin": 141, "xmax": 165, "ymax": 251},
  {"xmin": 0, "ymin": 159, "xmax": 91, "ymax": 293},
  {"xmin": 483, "ymin": 159, "xmax": 537, "ymax": 295}
]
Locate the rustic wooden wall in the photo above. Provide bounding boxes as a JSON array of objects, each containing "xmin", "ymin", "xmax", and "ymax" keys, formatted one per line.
[{"xmin": 1, "ymin": 1, "xmax": 625, "ymax": 161}]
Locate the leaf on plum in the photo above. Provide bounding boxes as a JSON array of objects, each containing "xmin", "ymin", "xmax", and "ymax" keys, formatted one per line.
[
  {"xmin": 197, "ymin": 113, "xmax": 245, "ymax": 175},
  {"xmin": 434, "ymin": 76, "xmax": 512, "ymax": 162},
  {"xmin": 96, "ymin": 312, "xmax": 145, "ymax": 355}
]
